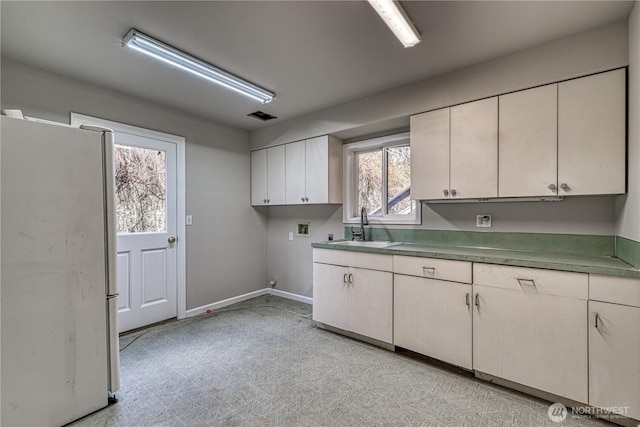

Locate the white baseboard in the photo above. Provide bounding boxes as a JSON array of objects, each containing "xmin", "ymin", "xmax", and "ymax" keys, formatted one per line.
[
  {"xmin": 268, "ymin": 288, "xmax": 313, "ymax": 305},
  {"xmin": 185, "ymin": 288, "xmax": 312, "ymax": 318}
]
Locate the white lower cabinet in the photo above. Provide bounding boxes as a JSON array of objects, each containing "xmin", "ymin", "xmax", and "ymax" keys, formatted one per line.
[
  {"xmin": 472, "ymin": 264, "xmax": 589, "ymax": 403},
  {"xmin": 588, "ymin": 275, "xmax": 640, "ymax": 421},
  {"xmin": 394, "ymin": 275, "xmax": 472, "ymax": 369},
  {"xmin": 312, "ymin": 250, "xmax": 393, "ymax": 344}
]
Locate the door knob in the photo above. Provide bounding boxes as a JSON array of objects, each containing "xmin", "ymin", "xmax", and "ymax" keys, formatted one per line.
[{"xmin": 168, "ymin": 236, "xmax": 177, "ymax": 244}]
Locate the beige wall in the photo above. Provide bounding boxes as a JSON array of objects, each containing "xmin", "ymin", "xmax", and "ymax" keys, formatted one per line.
[
  {"xmin": 254, "ymin": 21, "xmax": 630, "ymax": 298},
  {"xmin": 1, "ymin": 59, "xmax": 268, "ymax": 310},
  {"xmin": 616, "ymin": 1, "xmax": 640, "ymax": 241}
]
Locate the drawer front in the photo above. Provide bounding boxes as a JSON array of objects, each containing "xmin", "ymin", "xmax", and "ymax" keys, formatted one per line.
[
  {"xmin": 313, "ymin": 249, "xmax": 393, "ymax": 272},
  {"xmin": 473, "ymin": 263, "xmax": 588, "ymax": 299},
  {"xmin": 393, "ymin": 255, "xmax": 471, "ymax": 283},
  {"xmin": 589, "ymin": 274, "xmax": 640, "ymax": 307}
]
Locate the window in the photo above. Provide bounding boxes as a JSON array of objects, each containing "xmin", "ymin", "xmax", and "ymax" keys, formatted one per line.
[{"xmin": 344, "ymin": 132, "xmax": 420, "ymax": 224}]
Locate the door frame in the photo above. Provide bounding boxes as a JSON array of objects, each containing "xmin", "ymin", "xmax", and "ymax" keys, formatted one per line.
[{"xmin": 70, "ymin": 113, "xmax": 187, "ymax": 321}]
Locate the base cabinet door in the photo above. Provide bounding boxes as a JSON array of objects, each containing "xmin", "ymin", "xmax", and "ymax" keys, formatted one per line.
[
  {"xmin": 312, "ymin": 263, "xmax": 349, "ymax": 332},
  {"xmin": 394, "ymin": 275, "xmax": 472, "ymax": 369},
  {"xmin": 349, "ymin": 267, "xmax": 393, "ymax": 343},
  {"xmin": 473, "ymin": 285, "xmax": 588, "ymax": 402},
  {"xmin": 313, "ymin": 262, "xmax": 393, "ymax": 344},
  {"xmin": 589, "ymin": 301, "xmax": 640, "ymax": 421}
]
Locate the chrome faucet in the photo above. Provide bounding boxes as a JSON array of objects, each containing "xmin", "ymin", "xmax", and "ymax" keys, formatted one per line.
[{"xmin": 351, "ymin": 207, "xmax": 369, "ymax": 241}]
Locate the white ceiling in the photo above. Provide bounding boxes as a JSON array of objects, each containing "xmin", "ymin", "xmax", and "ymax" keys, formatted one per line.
[{"xmin": 1, "ymin": 1, "xmax": 634, "ymax": 131}]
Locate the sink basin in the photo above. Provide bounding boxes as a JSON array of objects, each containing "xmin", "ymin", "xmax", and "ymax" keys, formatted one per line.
[{"xmin": 331, "ymin": 240, "xmax": 397, "ymax": 248}]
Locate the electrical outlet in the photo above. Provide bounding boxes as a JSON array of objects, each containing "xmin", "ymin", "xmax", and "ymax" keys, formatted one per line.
[
  {"xmin": 288, "ymin": 232, "xmax": 294, "ymax": 241},
  {"xmin": 186, "ymin": 215, "xmax": 193, "ymax": 226},
  {"xmin": 476, "ymin": 214, "xmax": 492, "ymax": 228}
]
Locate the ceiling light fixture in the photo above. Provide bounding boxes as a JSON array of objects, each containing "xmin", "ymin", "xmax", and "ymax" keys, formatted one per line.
[
  {"xmin": 122, "ymin": 29, "xmax": 275, "ymax": 104},
  {"xmin": 367, "ymin": 0, "xmax": 421, "ymax": 48}
]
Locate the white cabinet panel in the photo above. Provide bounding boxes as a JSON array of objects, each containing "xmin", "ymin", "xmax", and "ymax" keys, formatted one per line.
[
  {"xmin": 410, "ymin": 108, "xmax": 450, "ymax": 200},
  {"xmin": 589, "ymin": 301, "xmax": 640, "ymax": 421},
  {"xmin": 250, "ymin": 149, "xmax": 268, "ymax": 206},
  {"xmin": 305, "ymin": 136, "xmax": 329, "ymax": 203},
  {"xmin": 558, "ymin": 69, "xmax": 626, "ymax": 196},
  {"xmin": 499, "ymin": 84, "xmax": 558, "ymax": 197},
  {"xmin": 285, "ymin": 140, "xmax": 306, "ymax": 204},
  {"xmin": 267, "ymin": 145, "xmax": 286, "ymax": 205},
  {"xmin": 312, "ymin": 262, "xmax": 349, "ymax": 331},
  {"xmin": 349, "ymin": 268, "xmax": 393, "ymax": 343},
  {"xmin": 393, "ymin": 255, "xmax": 471, "ymax": 283},
  {"xmin": 395, "ymin": 275, "xmax": 472, "ymax": 369},
  {"xmin": 450, "ymin": 97, "xmax": 498, "ymax": 199},
  {"xmin": 473, "ymin": 285, "xmax": 588, "ymax": 402}
]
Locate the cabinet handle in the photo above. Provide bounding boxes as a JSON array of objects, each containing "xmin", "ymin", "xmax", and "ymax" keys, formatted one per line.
[
  {"xmin": 348, "ymin": 273, "xmax": 353, "ymax": 284},
  {"xmin": 343, "ymin": 273, "xmax": 348, "ymax": 284},
  {"xmin": 595, "ymin": 312, "xmax": 600, "ymax": 329},
  {"xmin": 548, "ymin": 184, "xmax": 557, "ymax": 191},
  {"xmin": 422, "ymin": 266, "xmax": 435, "ymax": 276},
  {"xmin": 451, "ymin": 189, "xmax": 457, "ymax": 197},
  {"xmin": 301, "ymin": 197, "xmax": 305, "ymax": 202},
  {"xmin": 263, "ymin": 199, "xmax": 267, "ymax": 204},
  {"xmin": 560, "ymin": 183, "xmax": 570, "ymax": 191},
  {"xmin": 516, "ymin": 278, "xmax": 536, "ymax": 287},
  {"xmin": 466, "ymin": 293, "xmax": 470, "ymax": 306},
  {"xmin": 475, "ymin": 293, "xmax": 479, "ymax": 307},
  {"xmin": 443, "ymin": 189, "xmax": 449, "ymax": 197},
  {"xmin": 305, "ymin": 197, "xmax": 309, "ymax": 202}
]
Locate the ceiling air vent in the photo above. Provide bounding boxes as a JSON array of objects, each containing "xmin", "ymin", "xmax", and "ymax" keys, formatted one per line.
[{"xmin": 247, "ymin": 111, "xmax": 277, "ymax": 121}]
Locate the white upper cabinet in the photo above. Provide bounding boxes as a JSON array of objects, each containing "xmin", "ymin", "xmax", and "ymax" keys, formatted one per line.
[
  {"xmin": 410, "ymin": 107, "xmax": 450, "ymax": 200},
  {"xmin": 285, "ymin": 135, "xmax": 342, "ymax": 205},
  {"xmin": 499, "ymin": 84, "xmax": 558, "ymax": 197},
  {"xmin": 250, "ymin": 145, "xmax": 285, "ymax": 206},
  {"xmin": 558, "ymin": 69, "xmax": 626, "ymax": 196},
  {"xmin": 252, "ymin": 135, "xmax": 342, "ymax": 206},
  {"xmin": 450, "ymin": 97, "xmax": 498, "ymax": 199},
  {"xmin": 411, "ymin": 97, "xmax": 498, "ymax": 200}
]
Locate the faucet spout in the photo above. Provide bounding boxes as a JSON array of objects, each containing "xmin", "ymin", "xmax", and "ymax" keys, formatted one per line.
[{"xmin": 359, "ymin": 207, "xmax": 369, "ymax": 241}]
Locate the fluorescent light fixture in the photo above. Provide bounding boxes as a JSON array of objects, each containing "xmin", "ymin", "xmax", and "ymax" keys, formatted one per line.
[
  {"xmin": 123, "ymin": 29, "xmax": 275, "ymax": 104},
  {"xmin": 367, "ymin": 0, "xmax": 421, "ymax": 48}
]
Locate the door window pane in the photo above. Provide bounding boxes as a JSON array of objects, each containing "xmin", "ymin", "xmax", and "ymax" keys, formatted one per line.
[
  {"xmin": 387, "ymin": 146, "xmax": 414, "ymax": 215},
  {"xmin": 114, "ymin": 144, "xmax": 166, "ymax": 233},
  {"xmin": 356, "ymin": 150, "xmax": 382, "ymax": 216}
]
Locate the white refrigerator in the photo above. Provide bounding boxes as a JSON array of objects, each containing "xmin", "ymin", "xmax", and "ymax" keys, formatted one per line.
[{"xmin": 1, "ymin": 115, "xmax": 120, "ymax": 426}]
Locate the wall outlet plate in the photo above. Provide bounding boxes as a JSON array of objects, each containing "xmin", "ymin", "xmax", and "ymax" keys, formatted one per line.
[{"xmin": 476, "ymin": 214, "xmax": 492, "ymax": 228}]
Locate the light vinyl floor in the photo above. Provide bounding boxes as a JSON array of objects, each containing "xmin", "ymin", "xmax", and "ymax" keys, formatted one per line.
[{"xmin": 71, "ymin": 295, "xmax": 612, "ymax": 427}]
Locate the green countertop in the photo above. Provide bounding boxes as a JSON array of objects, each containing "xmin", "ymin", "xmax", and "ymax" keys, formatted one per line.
[{"xmin": 311, "ymin": 240, "xmax": 640, "ymax": 278}]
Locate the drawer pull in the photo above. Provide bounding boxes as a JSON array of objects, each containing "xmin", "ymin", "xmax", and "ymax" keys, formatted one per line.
[
  {"xmin": 423, "ymin": 266, "xmax": 436, "ymax": 275},
  {"xmin": 466, "ymin": 293, "xmax": 470, "ymax": 306},
  {"xmin": 348, "ymin": 273, "xmax": 353, "ymax": 284},
  {"xmin": 595, "ymin": 312, "xmax": 600, "ymax": 329},
  {"xmin": 475, "ymin": 293, "xmax": 479, "ymax": 307},
  {"xmin": 517, "ymin": 278, "xmax": 536, "ymax": 287}
]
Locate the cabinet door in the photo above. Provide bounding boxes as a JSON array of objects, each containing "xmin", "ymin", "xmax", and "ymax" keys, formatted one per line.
[
  {"xmin": 450, "ymin": 97, "xmax": 498, "ymax": 199},
  {"xmin": 473, "ymin": 285, "xmax": 588, "ymax": 402},
  {"xmin": 285, "ymin": 140, "xmax": 306, "ymax": 204},
  {"xmin": 394, "ymin": 275, "xmax": 472, "ymax": 369},
  {"xmin": 499, "ymin": 84, "xmax": 558, "ymax": 197},
  {"xmin": 266, "ymin": 145, "xmax": 286, "ymax": 205},
  {"xmin": 558, "ymin": 69, "xmax": 626, "ymax": 196},
  {"xmin": 312, "ymin": 263, "xmax": 349, "ymax": 331},
  {"xmin": 250, "ymin": 149, "xmax": 268, "ymax": 206},
  {"xmin": 305, "ymin": 136, "xmax": 329, "ymax": 203},
  {"xmin": 410, "ymin": 108, "xmax": 450, "ymax": 200},
  {"xmin": 589, "ymin": 301, "xmax": 640, "ymax": 420},
  {"xmin": 349, "ymin": 267, "xmax": 393, "ymax": 343}
]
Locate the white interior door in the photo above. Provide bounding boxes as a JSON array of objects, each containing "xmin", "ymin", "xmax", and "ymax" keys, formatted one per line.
[{"xmin": 115, "ymin": 132, "xmax": 178, "ymax": 332}]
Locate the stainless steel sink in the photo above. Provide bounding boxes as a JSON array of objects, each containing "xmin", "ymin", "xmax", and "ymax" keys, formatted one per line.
[{"xmin": 331, "ymin": 240, "xmax": 398, "ymax": 248}]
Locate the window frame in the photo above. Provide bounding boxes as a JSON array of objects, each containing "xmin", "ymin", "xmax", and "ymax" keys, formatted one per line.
[{"xmin": 343, "ymin": 132, "xmax": 421, "ymax": 225}]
